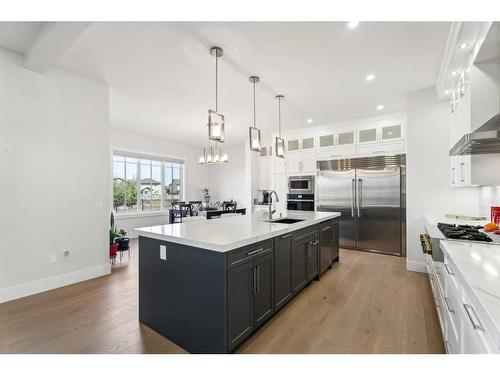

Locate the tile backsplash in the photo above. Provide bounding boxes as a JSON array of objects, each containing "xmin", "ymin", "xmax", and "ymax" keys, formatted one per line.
[{"xmin": 479, "ymin": 186, "xmax": 500, "ymax": 220}]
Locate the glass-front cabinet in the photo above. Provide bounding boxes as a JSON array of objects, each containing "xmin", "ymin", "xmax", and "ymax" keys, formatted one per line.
[
  {"xmin": 337, "ymin": 131, "xmax": 355, "ymax": 145},
  {"xmin": 381, "ymin": 124, "xmax": 402, "ymax": 141},
  {"xmin": 358, "ymin": 128, "xmax": 378, "ymax": 143},
  {"xmin": 287, "ymin": 139, "xmax": 300, "ymax": 152}
]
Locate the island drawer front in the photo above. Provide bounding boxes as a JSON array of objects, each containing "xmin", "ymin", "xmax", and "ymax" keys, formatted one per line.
[{"xmin": 227, "ymin": 240, "xmax": 273, "ymax": 269}]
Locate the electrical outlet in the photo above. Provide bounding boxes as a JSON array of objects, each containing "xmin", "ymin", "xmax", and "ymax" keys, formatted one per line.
[
  {"xmin": 64, "ymin": 250, "xmax": 70, "ymax": 260},
  {"xmin": 49, "ymin": 253, "xmax": 57, "ymax": 265},
  {"xmin": 160, "ymin": 245, "xmax": 167, "ymax": 260}
]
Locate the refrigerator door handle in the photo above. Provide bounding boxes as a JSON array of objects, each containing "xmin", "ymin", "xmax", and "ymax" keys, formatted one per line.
[
  {"xmin": 351, "ymin": 179, "xmax": 356, "ymax": 217},
  {"xmin": 357, "ymin": 178, "xmax": 362, "ymax": 217}
]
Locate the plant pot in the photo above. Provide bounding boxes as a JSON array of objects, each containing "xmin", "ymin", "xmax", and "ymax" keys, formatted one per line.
[
  {"xmin": 118, "ymin": 237, "xmax": 130, "ymax": 250},
  {"xmin": 109, "ymin": 242, "xmax": 119, "ymax": 258}
]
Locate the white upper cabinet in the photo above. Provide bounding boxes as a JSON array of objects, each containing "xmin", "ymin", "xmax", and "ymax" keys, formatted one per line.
[
  {"xmin": 337, "ymin": 130, "xmax": 355, "ymax": 145},
  {"xmin": 381, "ymin": 124, "xmax": 402, "ymax": 141},
  {"xmin": 287, "ymin": 139, "xmax": 300, "ymax": 152},
  {"xmin": 318, "ymin": 134, "xmax": 334, "ymax": 148},
  {"xmin": 358, "ymin": 127, "xmax": 378, "ymax": 143}
]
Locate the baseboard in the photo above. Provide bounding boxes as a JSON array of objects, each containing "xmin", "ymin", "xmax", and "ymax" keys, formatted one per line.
[
  {"xmin": 406, "ymin": 260, "xmax": 427, "ymax": 273},
  {"xmin": 0, "ymin": 263, "xmax": 111, "ymax": 304}
]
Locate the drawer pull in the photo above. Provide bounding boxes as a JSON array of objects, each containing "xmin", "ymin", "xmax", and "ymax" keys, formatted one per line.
[
  {"xmin": 321, "ymin": 226, "xmax": 331, "ymax": 231},
  {"xmin": 444, "ymin": 296, "xmax": 455, "ymax": 313},
  {"xmin": 310, "ymin": 240, "xmax": 319, "ymax": 246},
  {"xmin": 281, "ymin": 234, "xmax": 292, "ymax": 239},
  {"xmin": 464, "ymin": 304, "xmax": 485, "ymax": 331},
  {"xmin": 444, "ymin": 264, "xmax": 454, "ymax": 275},
  {"xmin": 247, "ymin": 248, "xmax": 265, "ymax": 256}
]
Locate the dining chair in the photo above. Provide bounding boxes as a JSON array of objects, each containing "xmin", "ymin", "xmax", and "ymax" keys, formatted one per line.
[{"xmin": 189, "ymin": 201, "xmax": 202, "ymax": 216}]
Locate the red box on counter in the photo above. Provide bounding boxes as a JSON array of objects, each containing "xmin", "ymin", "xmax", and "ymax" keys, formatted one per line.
[{"xmin": 492, "ymin": 206, "xmax": 500, "ymax": 225}]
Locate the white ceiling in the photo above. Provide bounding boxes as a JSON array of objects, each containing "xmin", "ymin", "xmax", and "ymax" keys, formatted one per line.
[
  {"xmin": 0, "ymin": 22, "xmax": 43, "ymax": 54},
  {"xmin": 0, "ymin": 22, "xmax": 451, "ymax": 147}
]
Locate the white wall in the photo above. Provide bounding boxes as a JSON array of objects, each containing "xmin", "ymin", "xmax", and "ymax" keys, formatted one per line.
[
  {"xmin": 406, "ymin": 87, "xmax": 479, "ymax": 272},
  {"xmin": 110, "ymin": 128, "xmax": 209, "ymax": 236},
  {"xmin": 0, "ymin": 48, "xmax": 110, "ymax": 302},
  {"xmin": 478, "ymin": 186, "xmax": 500, "ymax": 219}
]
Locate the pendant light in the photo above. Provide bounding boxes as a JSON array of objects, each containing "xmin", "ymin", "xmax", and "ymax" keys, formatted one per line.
[
  {"xmin": 275, "ymin": 95, "xmax": 285, "ymax": 158},
  {"xmin": 208, "ymin": 46, "xmax": 225, "ymax": 143},
  {"xmin": 248, "ymin": 75, "xmax": 262, "ymax": 152},
  {"xmin": 198, "ymin": 46, "xmax": 228, "ymax": 165}
]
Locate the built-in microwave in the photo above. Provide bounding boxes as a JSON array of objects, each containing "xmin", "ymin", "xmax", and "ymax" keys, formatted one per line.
[{"xmin": 288, "ymin": 176, "xmax": 314, "ymax": 194}]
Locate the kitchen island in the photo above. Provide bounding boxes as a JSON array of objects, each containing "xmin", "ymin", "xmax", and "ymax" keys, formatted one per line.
[{"xmin": 135, "ymin": 210, "xmax": 340, "ymax": 353}]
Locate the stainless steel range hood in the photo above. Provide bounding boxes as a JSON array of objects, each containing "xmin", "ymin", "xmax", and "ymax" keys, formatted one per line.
[{"xmin": 449, "ymin": 113, "xmax": 500, "ymax": 155}]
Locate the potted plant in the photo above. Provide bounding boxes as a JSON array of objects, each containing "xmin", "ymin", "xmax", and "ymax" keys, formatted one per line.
[
  {"xmin": 109, "ymin": 212, "xmax": 119, "ymax": 260},
  {"xmin": 117, "ymin": 228, "xmax": 130, "ymax": 250}
]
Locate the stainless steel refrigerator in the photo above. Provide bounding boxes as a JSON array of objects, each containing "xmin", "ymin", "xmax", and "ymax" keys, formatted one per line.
[{"xmin": 317, "ymin": 155, "xmax": 406, "ymax": 256}]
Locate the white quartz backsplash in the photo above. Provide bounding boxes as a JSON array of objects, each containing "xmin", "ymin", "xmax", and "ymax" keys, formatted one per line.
[{"xmin": 479, "ymin": 186, "xmax": 500, "ymax": 220}]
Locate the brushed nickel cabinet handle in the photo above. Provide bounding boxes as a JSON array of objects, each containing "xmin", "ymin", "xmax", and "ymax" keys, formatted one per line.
[
  {"xmin": 247, "ymin": 248, "xmax": 264, "ymax": 256},
  {"xmin": 321, "ymin": 226, "xmax": 331, "ymax": 231},
  {"xmin": 256, "ymin": 265, "xmax": 260, "ymax": 293},
  {"xmin": 281, "ymin": 234, "xmax": 292, "ymax": 239},
  {"xmin": 310, "ymin": 240, "xmax": 319, "ymax": 246},
  {"xmin": 464, "ymin": 304, "xmax": 485, "ymax": 331},
  {"xmin": 444, "ymin": 263, "xmax": 454, "ymax": 275},
  {"xmin": 252, "ymin": 266, "xmax": 257, "ymax": 294}
]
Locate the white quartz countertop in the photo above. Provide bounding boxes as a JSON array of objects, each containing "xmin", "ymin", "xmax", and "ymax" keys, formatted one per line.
[
  {"xmin": 135, "ymin": 210, "xmax": 340, "ymax": 252},
  {"xmin": 440, "ymin": 240, "xmax": 500, "ymax": 348}
]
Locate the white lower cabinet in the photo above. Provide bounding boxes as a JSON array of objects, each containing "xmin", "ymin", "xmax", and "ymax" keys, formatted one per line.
[{"xmin": 429, "ymin": 252, "xmax": 498, "ymax": 354}]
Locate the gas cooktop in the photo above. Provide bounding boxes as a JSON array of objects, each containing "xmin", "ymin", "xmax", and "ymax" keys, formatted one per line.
[{"xmin": 437, "ymin": 222, "xmax": 493, "ymax": 242}]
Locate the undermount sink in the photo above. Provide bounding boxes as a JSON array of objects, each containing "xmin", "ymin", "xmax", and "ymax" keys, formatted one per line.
[{"xmin": 269, "ymin": 218, "xmax": 304, "ymax": 224}]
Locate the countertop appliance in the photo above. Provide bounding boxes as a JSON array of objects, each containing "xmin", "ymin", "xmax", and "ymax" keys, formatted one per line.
[
  {"xmin": 288, "ymin": 175, "xmax": 314, "ymax": 194},
  {"xmin": 317, "ymin": 154, "xmax": 406, "ymax": 256},
  {"xmin": 287, "ymin": 193, "xmax": 315, "ymax": 211}
]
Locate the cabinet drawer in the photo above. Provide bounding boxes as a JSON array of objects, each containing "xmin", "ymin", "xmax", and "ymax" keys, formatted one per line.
[
  {"xmin": 443, "ymin": 255, "xmax": 460, "ymax": 296},
  {"xmin": 434, "ymin": 262, "xmax": 446, "ymax": 294},
  {"xmin": 227, "ymin": 240, "xmax": 273, "ymax": 269}
]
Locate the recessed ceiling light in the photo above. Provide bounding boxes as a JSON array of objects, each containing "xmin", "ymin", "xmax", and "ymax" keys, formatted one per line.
[
  {"xmin": 444, "ymin": 90, "xmax": 450, "ymax": 95},
  {"xmin": 347, "ymin": 21, "xmax": 359, "ymax": 29},
  {"xmin": 459, "ymin": 43, "xmax": 469, "ymax": 49},
  {"xmin": 366, "ymin": 74, "xmax": 375, "ymax": 81},
  {"xmin": 307, "ymin": 118, "xmax": 313, "ymax": 123},
  {"xmin": 376, "ymin": 105, "xmax": 384, "ymax": 110},
  {"xmin": 451, "ymin": 71, "xmax": 458, "ymax": 76}
]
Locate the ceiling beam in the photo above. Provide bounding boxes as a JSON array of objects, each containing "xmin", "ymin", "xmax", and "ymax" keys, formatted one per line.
[{"xmin": 24, "ymin": 22, "xmax": 91, "ymax": 73}]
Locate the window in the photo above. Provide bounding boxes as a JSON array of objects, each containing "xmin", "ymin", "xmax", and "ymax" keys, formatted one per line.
[{"xmin": 112, "ymin": 152, "xmax": 184, "ymax": 214}]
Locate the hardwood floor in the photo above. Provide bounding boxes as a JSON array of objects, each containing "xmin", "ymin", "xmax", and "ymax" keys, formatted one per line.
[{"xmin": 0, "ymin": 240, "xmax": 444, "ymax": 354}]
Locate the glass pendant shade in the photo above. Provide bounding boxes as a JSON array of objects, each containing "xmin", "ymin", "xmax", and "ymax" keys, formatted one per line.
[
  {"xmin": 208, "ymin": 110, "xmax": 225, "ymax": 143},
  {"xmin": 275, "ymin": 95, "xmax": 285, "ymax": 158},
  {"xmin": 248, "ymin": 75, "xmax": 262, "ymax": 152},
  {"xmin": 249, "ymin": 126, "xmax": 261, "ymax": 151},
  {"xmin": 275, "ymin": 137, "xmax": 285, "ymax": 158}
]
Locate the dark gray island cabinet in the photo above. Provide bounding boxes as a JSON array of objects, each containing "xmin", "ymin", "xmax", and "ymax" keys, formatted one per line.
[{"xmin": 138, "ymin": 218, "xmax": 339, "ymax": 354}]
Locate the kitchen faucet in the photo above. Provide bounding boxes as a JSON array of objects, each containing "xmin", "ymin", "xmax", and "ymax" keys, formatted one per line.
[{"xmin": 268, "ymin": 190, "xmax": 280, "ymax": 220}]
